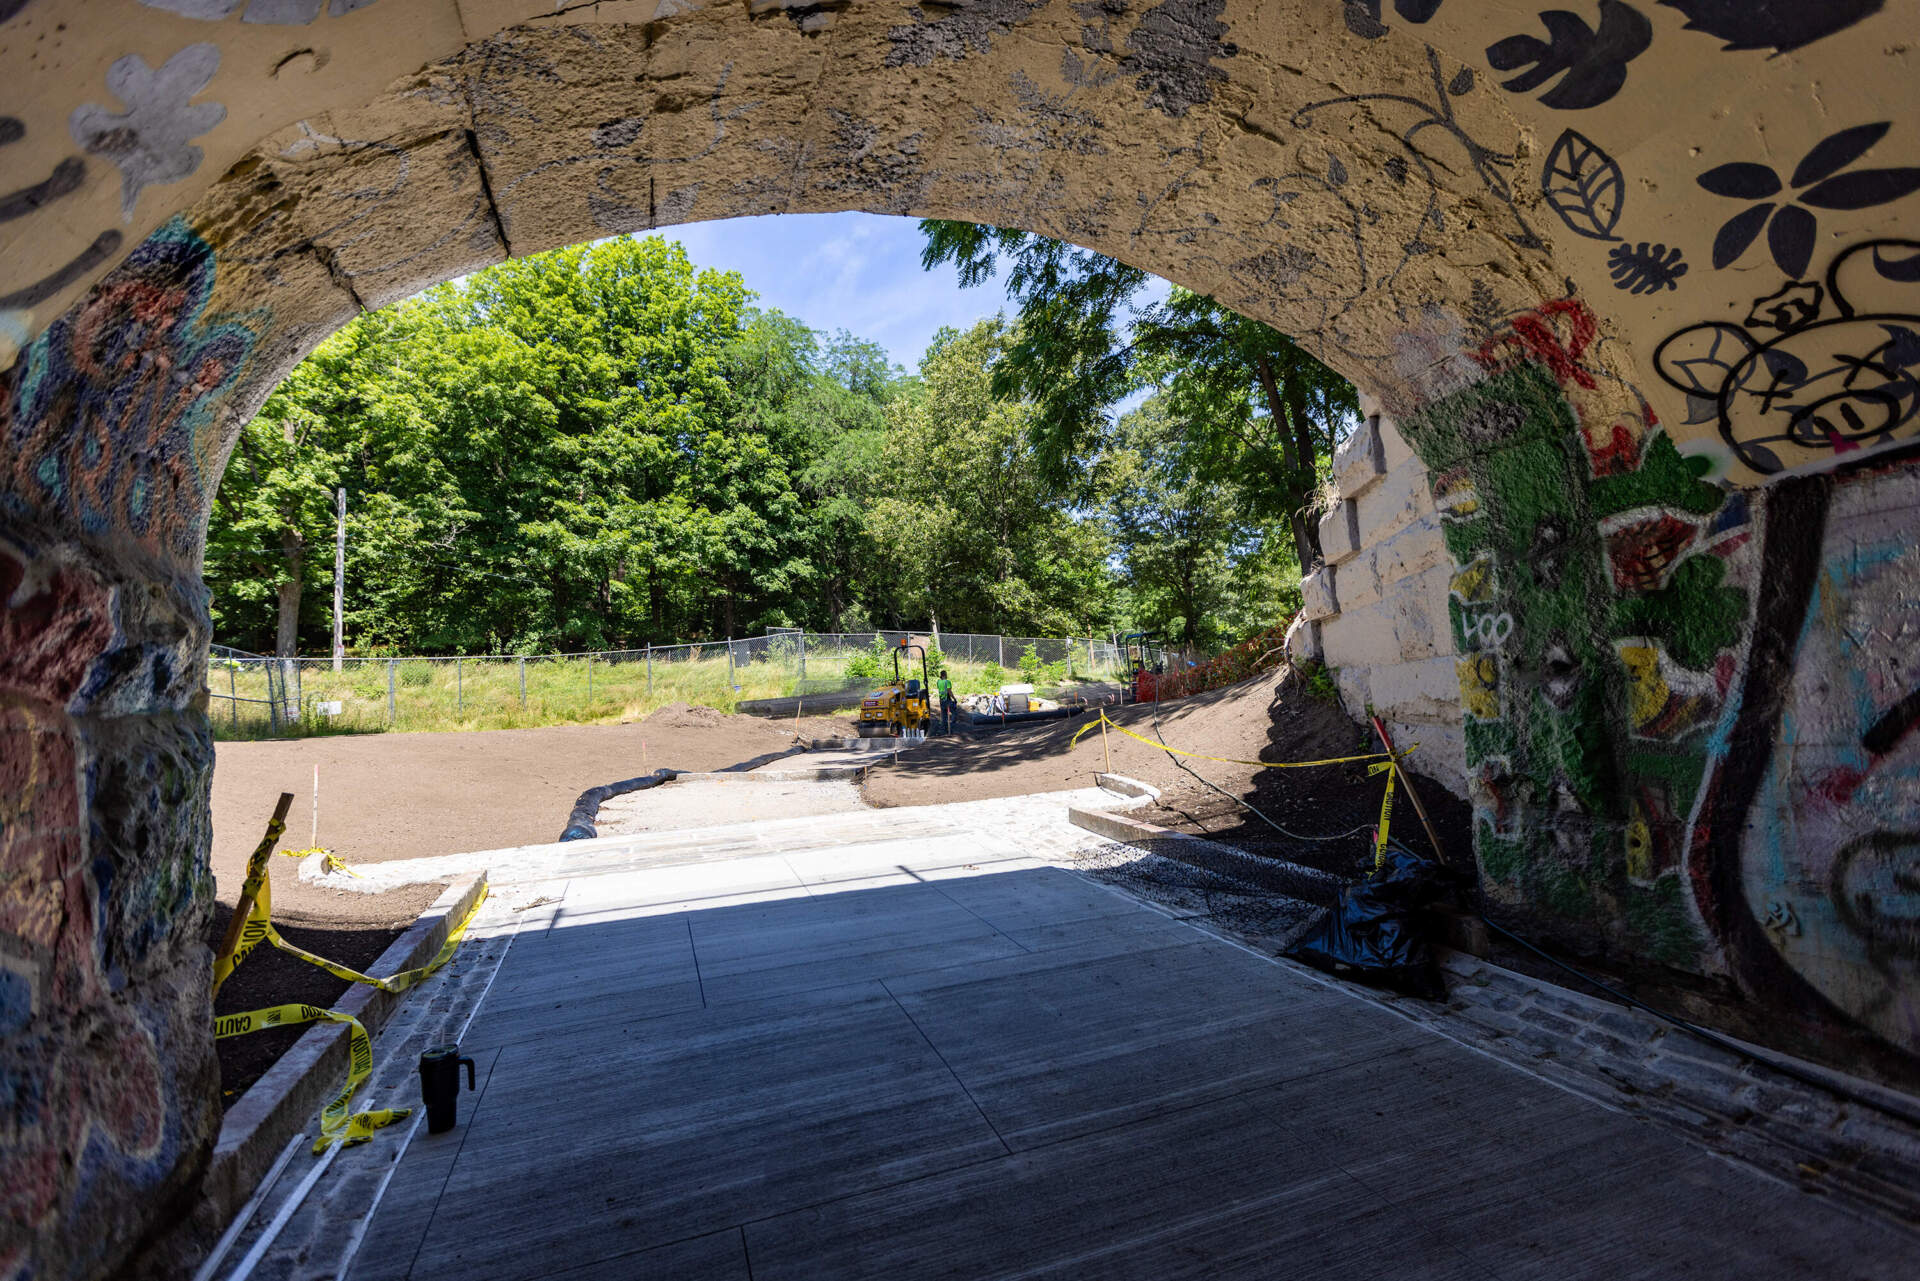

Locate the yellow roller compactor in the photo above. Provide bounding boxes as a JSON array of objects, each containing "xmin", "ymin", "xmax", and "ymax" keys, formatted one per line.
[{"xmin": 855, "ymin": 640, "xmax": 933, "ymax": 738}]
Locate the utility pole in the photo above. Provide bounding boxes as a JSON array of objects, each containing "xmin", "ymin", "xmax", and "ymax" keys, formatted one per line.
[{"xmin": 332, "ymin": 487, "xmax": 346, "ymax": 673}]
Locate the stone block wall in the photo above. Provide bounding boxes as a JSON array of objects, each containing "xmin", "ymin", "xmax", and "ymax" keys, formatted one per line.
[{"xmin": 1299, "ymin": 398, "xmax": 1465, "ymax": 797}]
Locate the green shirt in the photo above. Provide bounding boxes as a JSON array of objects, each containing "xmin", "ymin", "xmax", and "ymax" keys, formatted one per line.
[{"xmin": 937, "ymin": 678, "xmax": 953, "ymax": 697}]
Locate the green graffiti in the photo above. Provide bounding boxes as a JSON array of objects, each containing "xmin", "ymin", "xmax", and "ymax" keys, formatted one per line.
[{"xmin": 1401, "ymin": 358, "xmax": 1738, "ymax": 966}]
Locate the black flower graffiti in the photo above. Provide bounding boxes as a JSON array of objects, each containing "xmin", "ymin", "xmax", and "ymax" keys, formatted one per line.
[
  {"xmin": 1653, "ymin": 239, "xmax": 1920, "ymax": 475},
  {"xmin": 1339, "ymin": 0, "xmax": 1443, "ymax": 39},
  {"xmin": 1486, "ymin": 1, "xmax": 1652, "ymax": 111},
  {"xmin": 1608, "ymin": 242, "xmax": 1688, "ymax": 294},
  {"xmin": 1699, "ymin": 123, "xmax": 1920, "ymax": 277},
  {"xmin": 1657, "ymin": 0, "xmax": 1884, "ymax": 54}
]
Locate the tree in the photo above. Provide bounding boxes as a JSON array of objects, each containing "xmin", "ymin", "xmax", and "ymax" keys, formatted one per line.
[
  {"xmin": 864, "ymin": 320, "xmax": 1114, "ymax": 635},
  {"xmin": 919, "ymin": 221, "xmax": 1359, "ymax": 567}
]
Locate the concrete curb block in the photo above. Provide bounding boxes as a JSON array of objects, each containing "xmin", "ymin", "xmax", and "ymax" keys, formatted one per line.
[
  {"xmin": 558, "ymin": 749, "xmax": 888, "ymax": 840},
  {"xmin": 200, "ymin": 871, "xmax": 489, "ymax": 1237},
  {"xmin": 672, "ymin": 765, "xmax": 874, "ymax": 784},
  {"xmin": 1066, "ymin": 805, "xmax": 1345, "ymax": 907},
  {"xmin": 1094, "ymin": 773, "xmax": 1159, "ymax": 802}
]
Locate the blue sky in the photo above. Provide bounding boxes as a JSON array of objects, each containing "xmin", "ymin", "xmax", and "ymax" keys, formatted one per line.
[{"xmin": 660, "ymin": 212, "xmax": 1168, "ymax": 376}]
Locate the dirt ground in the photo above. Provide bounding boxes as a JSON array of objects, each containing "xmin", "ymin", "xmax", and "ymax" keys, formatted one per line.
[
  {"xmin": 208, "ymin": 704, "xmax": 852, "ymax": 1101},
  {"xmin": 864, "ymin": 666, "xmax": 1471, "ymax": 881}
]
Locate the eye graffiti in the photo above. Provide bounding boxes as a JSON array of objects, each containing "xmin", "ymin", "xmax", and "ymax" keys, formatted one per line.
[
  {"xmin": 1657, "ymin": 0, "xmax": 1884, "ymax": 54},
  {"xmin": 1653, "ymin": 239, "xmax": 1920, "ymax": 475},
  {"xmin": 1486, "ymin": 1, "xmax": 1651, "ymax": 110},
  {"xmin": 1539, "ymin": 129, "xmax": 1689, "ymax": 294},
  {"xmin": 1699, "ymin": 122, "xmax": 1920, "ymax": 277}
]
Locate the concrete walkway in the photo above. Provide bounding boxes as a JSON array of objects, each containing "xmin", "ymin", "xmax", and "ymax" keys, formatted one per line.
[{"xmin": 337, "ymin": 824, "xmax": 1907, "ymax": 1280}]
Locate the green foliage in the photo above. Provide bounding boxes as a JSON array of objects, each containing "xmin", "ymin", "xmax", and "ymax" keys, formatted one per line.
[
  {"xmin": 980, "ymin": 662, "xmax": 1007, "ymax": 689},
  {"xmin": 1017, "ymin": 643, "xmax": 1042, "ymax": 681},
  {"xmin": 843, "ymin": 634, "xmax": 890, "ymax": 681},
  {"xmin": 920, "ymin": 222, "xmax": 1353, "ymax": 643},
  {"xmin": 1300, "ymin": 660, "xmax": 1339, "ymax": 703}
]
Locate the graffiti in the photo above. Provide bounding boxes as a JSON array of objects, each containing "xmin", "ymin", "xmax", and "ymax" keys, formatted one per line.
[
  {"xmin": 70, "ymin": 43, "xmax": 226, "ymax": 221},
  {"xmin": 885, "ymin": 0, "xmax": 1046, "ymax": 68},
  {"xmin": 1698, "ymin": 123, "xmax": 1920, "ymax": 277},
  {"xmin": 1119, "ymin": 0, "xmax": 1238, "ymax": 118},
  {"xmin": 0, "ymin": 119, "xmax": 124, "ymax": 316},
  {"xmin": 1338, "ymin": 0, "xmax": 1443, "ymax": 40},
  {"xmin": 1607, "ymin": 242, "xmax": 1687, "ymax": 294},
  {"xmin": 1238, "ymin": 47, "xmax": 1546, "ymax": 369},
  {"xmin": 1657, "ymin": 0, "xmax": 1884, "ymax": 53},
  {"xmin": 0, "ymin": 689, "xmax": 173, "ymax": 1279},
  {"xmin": 1541, "ymin": 129, "xmax": 1623, "ymax": 241},
  {"xmin": 1700, "ymin": 471, "xmax": 1920, "ymax": 1060},
  {"xmin": 2, "ymin": 218, "xmax": 259, "ymax": 560},
  {"xmin": 1486, "ymin": 1, "xmax": 1651, "ymax": 111},
  {"xmin": 1652, "ymin": 239, "xmax": 1920, "ymax": 476},
  {"xmin": 1399, "ymin": 293, "xmax": 1764, "ymax": 968},
  {"xmin": 137, "ymin": 0, "xmax": 385, "ymax": 18}
]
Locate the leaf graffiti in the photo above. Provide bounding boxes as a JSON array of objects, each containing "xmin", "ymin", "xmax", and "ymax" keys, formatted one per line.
[
  {"xmin": 1542, "ymin": 129, "xmax": 1624, "ymax": 241},
  {"xmin": 1657, "ymin": 0, "xmax": 1884, "ymax": 54},
  {"xmin": 1486, "ymin": 1, "xmax": 1653, "ymax": 111}
]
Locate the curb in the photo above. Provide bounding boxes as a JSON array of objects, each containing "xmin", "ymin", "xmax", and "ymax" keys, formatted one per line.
[
  {"xmin": 199, "ymin": 871, "xmax": 489, "ymax": 1232},
  {"xmin": 558, "ymin": 751, "xmax": 883, "ymax": 841},
  {"xmin": 1066, "ymin": 805, "xmax": 1344, "ymax": 907},
  {"xmin": 1094, "ymin": 773, "xmax": 1159, "ymax": 801}
]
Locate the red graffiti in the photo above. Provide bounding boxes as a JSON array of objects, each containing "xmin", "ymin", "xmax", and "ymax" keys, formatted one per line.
[{"xmin": 0, "ymin": 545, "xmax": 113, "ymax": 704}]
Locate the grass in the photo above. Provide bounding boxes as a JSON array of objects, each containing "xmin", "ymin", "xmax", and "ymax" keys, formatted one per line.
[{"xmin": 208, "ymin": 650, "xmax": 1127, "ymax": 740}]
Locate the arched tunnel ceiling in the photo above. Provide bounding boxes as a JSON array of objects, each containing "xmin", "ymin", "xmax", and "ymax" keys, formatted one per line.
[{"xmin": 2, "ymin": 0, "xmax": 1916, "ymax": 499}]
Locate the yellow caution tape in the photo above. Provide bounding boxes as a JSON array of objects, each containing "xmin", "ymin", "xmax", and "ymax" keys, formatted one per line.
[
  {"xmin": 1071, "ymin": 710, "xmax": 1403, "ymax": 770},
  {"xmin": 1367, "ymin": 759, "xmax": 1400, "ymax": 870},
  {"xmin": 280, "ymin": 846, "xmax": 363, "ymax": 878},
  {"xmin": 1074, "ymin": 710, "xmax": 1415, "ymax": 869},
  {"xmin": 215, "ymin": 1002, "xmax": 409, "ymax": 1152}
]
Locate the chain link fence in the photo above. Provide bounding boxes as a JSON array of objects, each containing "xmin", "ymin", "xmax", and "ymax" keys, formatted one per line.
[{"xmin": 206, "ymin": 629, "xmax": 1157, "ymax": 737}]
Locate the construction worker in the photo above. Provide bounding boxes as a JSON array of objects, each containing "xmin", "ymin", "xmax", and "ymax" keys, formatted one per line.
[{"xmin": 937, "ymin": 668, "xmax": 957, "ymax": 732}]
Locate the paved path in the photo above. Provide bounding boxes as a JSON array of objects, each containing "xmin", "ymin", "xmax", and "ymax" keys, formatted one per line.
[{"xmin": 330, "ymin": 814, "xmax": 1905, "ymax": 1280}]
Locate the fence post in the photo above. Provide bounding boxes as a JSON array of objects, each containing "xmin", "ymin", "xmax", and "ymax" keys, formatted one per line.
[
  {"xmin": 228, "ymin": 666, "xmax": 237, "ymax": 729},
  {"xmin": 798, "ymin": 632, "xmax": 806, "ymax": 681},
  {"xmin": 727, "ymin": 640, "xmax": 736, "ymax": 689},
  {"xmin": 646, "ymin": 644, "xmax": 652, "ymax": 696},
  {"xmin": 457, "ymin": 658, "xmax": 463, "ymax": 713},
  {"xmin": 518, "ymin": 656, "xmax": 526, "ymax": 707},
  {"xmin": 387, "ymin": 659, "xmax": 396, "ymax": 725},
  {"xmin": 998, "ymin": 635, "xmax": 1004, "ymax": 667}
]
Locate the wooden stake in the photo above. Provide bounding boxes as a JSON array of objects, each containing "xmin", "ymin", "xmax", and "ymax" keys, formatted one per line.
[
  {"xmin": 218, "ymin": 792, "xmax": 294, "ymax": 963},
  {"xmin": 1101, "ymin": 714, "xmax": 1111, "ymax": 776},
  {"xmin": 1370, "ymin": 715, "xmax": 1448, "ymax": 865}
]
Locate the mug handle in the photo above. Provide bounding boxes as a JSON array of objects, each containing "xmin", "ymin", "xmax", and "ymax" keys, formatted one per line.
[{"xmin": 459, "ymin": 1056, "xmax": 476, "ymax": 1091}]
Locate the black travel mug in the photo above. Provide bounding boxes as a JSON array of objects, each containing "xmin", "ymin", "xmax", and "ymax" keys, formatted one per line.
[{"xmin": 418, "ymin": 1044, "xmax": 476, "ymax": 1133}]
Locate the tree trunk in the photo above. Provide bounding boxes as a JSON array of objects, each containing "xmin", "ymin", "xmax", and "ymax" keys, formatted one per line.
[
  {"xmin": 276, "ymin": 527, "xmax": 303, "ymax": 657},
  {"xmin": 1254, "ymin": 356, "xmax": 1320, "ymax": 569}
]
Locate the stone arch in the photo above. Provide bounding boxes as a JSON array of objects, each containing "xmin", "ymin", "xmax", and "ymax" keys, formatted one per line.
[{"xmin": 3, "ymin": 3, "xmax": 1918, "ymax": 1276}]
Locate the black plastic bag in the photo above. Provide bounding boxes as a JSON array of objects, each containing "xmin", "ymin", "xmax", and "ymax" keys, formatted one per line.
[{"xmin": 1287, "ymin": 841, "xmax": 1452, "ymax": 999}]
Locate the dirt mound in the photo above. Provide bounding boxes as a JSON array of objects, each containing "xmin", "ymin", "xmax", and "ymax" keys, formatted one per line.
[
  {"xmin": 644, "ymin": 701, "xmax": 726, "ymax": 729},
  {"xmin": 862, "ymin": 662, "xmax": 1469, "ymax": 879}
]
